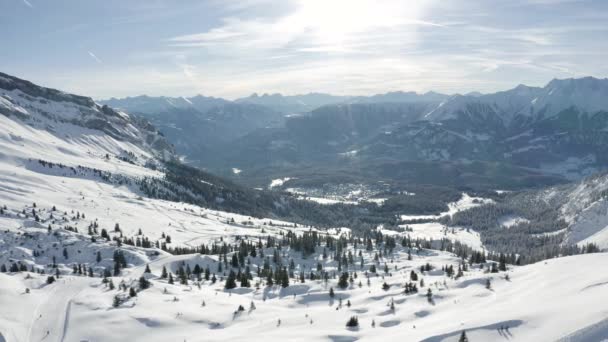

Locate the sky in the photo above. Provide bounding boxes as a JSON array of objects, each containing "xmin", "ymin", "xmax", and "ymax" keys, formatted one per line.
[{"xmin": 1, "ymin": 0, "xmax": 608, "ymax": 99}]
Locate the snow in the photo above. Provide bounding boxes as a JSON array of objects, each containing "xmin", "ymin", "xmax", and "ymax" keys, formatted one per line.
[
  {"xmin": 393, "ymin": 222, "xmax": 484, "ymax": 251},
  {"xmin": 285, "ymin": 188, "xmax": 386, "ymax": 206},
  {"xmin": 400, "ymin": 193, "xmax": 493, "ymax": 221},
  {"xmin": 2, "ymin": 249, "xmax": 607, "ymax": 341},
  {"xmin": 499, "ymin": 215, "xmax": 530, "ymax": 228},
  {"xmin": 269, "ymin": 177, "xmax": 291, "ymax": 189},
  {"xmin": 232, "ymin": 168, "xmax": 242, "ymax": 175}
]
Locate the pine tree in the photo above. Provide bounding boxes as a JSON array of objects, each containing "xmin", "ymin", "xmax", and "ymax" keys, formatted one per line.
[
  {"xmin": 459, "ymin": 330, "xmax": 468, "ymax": 342},
  {"xmin": 329, "ymin": 287, "xmax": 335, "ymax": 298},
  {"xmin": 280, "ymin": 268, "xmax": 289, "ymax": 288},
  {"xmin": 499, "ymin": 254, "xmax": 507, "ymax": 272},
  {"xmin": 139, "ymin": 276, "xmax": 150, "ymax": 290},
  {"xmin": 346, "ymin": 316, "xmax": 359, "ymax": 328},
  {"xmin": 225, "ymin": 271, "xmax": 237, "ymax": 290},
  {"xmin": 112, "ymin": 295, "xmax": 121, "ymax": 308},
  {"xmin": 338, "ymin": 272, "xmax": 349, "ymax": 289},
  {"xmin": 161, "ymin": 266, "xmax": 168, "ymax": 279},
  {"xmin": 129, "ymin": 287, "xmax": 137, "ymax": 297},
  {"xmin": 144, "ymin": 264, "xmax": 151, "ymax": 273}
]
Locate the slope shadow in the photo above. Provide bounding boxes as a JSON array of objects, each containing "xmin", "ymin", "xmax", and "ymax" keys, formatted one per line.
[{"xmin": 420, "ymin": 320, "xmax": 524, "ymax": 342}]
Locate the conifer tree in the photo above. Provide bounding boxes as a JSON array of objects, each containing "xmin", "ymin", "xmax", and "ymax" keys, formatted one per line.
[
  {"xmin": 338, "ymin": 272, "xmax": 349, "ymax": 289},
  {"xmin": 112, "ymin": 295, "xmax": 121, "ymax": 308},
  {"xmin": 225, "ymin": 271, "xmax": 237, "ymax": 290},
  {"xmin": 139, "ymin": 276, "xmax": 150, "ymax": 290}
]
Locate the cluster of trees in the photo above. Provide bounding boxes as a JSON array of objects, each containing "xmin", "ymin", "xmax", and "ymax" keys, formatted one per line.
[
  {"xmin": 440, "ymin": 191, "xmax": 602, "ymax": 264},
  {"xmin": 35, "ymin": 159, "xmax": 132, "ymax": 185}
]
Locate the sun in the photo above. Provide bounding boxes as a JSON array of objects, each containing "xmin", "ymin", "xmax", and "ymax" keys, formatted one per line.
[{"xmin": 287, "ymin": 0, "xmax": 428, "ymax": 44}]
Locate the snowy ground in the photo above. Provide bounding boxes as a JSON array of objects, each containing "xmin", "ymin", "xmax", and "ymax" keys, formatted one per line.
[
  {"xmin": 285, "ymin": 187, "xmax": 386, "ymax": 206},
  {"xmin": 2, "ymin": 249, "xmax": 608, "ymax": 342},
  {"xmin": 400, "ymin": 193, "xmax": 494, "ymax": 221}
]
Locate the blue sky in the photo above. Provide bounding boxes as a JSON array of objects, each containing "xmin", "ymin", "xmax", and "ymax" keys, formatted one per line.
[{"xmin": 1, "ymin": 0, "xmax": 607, "ymax": 99}]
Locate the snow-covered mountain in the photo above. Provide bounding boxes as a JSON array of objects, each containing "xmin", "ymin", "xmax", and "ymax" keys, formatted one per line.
[
  {"xmin": 539, "ymin": 171, "xmax": 608, "ymax": 248},
  {"xmin": 0, "ymin": 72, "xmax": 607, "ymax": 341},
  {"xmin": 0, "ymin": 72, "xmax": 174, "ymax": 162},
  {"xmin": 101, "ymin": 94, "xmax": 230, "ymax": 115},
  {"xmin": 200, "ymin": 77, "xmax": 608, "ymax": 187},
  {"xmin": 235, "ymin": 92, "xmax": 350, "ymax": 114},
  {"xmin": 349, "ymin": 91, "xmax": 449, "ymax": 105},
  {"xmin": 425, "ymin": 77, "xmax": 608, "ymax": 124}
]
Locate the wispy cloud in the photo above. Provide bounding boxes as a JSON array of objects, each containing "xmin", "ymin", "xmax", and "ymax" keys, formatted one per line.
[
  {"xmin": 6, "ymin": 0, "xmax": 606, "ymax": 99},
  {"xmin": 87, "ymin": 51, "xmax": 103, "ymax": 64}
]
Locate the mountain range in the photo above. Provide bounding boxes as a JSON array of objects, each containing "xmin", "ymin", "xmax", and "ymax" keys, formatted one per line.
[{"xmin": 100, "ymin": 77, "xmax": 608, "ymax": 190}]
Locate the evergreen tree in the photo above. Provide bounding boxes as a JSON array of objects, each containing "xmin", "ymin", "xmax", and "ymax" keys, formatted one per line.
[
  {"xmin": 459, "ymin": 330, "xmax": 469, "ymax": 342},
  {"xmin": 346, "ymin": 316, "xmax": 359, "ymax": 328},
  {"xmin": 280, "ymin": 268, "xmax": 289, "ymax": 288},
  {"xmin": 225, "ymin": 271, "xmax": 237, "ymax": 290},
  {"xmin": 112, "ymin": 295, "xmax": 121, "ymax": 308},
  {"xmin": 338, "ymin": 272, "xmax": 349, "ymax": 289},
  {"xmin": 139, "ymin": 276, "xmax": 150, "ymax": 290}
]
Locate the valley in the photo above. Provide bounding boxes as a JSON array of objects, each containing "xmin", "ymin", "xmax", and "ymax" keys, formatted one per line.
[{"xmin": 1, "ymin": 72, "xmax": 607, "ymax": 342}]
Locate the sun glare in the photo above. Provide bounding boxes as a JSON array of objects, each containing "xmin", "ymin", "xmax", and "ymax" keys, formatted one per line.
[{"xmin": 287, "ymin": 0, "xmax": 428, "ymax": 43}]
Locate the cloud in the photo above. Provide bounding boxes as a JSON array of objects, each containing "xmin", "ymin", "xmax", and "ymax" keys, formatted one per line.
[
  {"xmin": 9, "ymin": 0, "xmax": 605, "ymax": 99},
  {"xmin": 22, "ymin": 0, "xmax": 33, "ymax": 8},
  {"xmin": 168, "ymin": 0, "xmax": 437, "ymax": 51},
  {"xmin": 87, "ymin": 51, "xmax": 103, "ymax": 64}
]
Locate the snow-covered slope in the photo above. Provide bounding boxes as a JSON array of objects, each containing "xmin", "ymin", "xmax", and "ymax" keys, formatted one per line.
[
  {"xmin": 1, "ymin": 242, "xmax": 607, "ymax": 342},
  {"xmin": 531, "ymin": 171, "xmax": 608, "ymax": 248},
  {"xmin": 0, "ymin": 72, "xmax": 174, "ymax": 162},
  {"xmin": 425, "ymin": 77, "xmax": 608, "ymax": 124}
]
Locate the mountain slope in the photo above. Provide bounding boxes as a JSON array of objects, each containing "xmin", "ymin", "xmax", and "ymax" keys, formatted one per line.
[{"xmin": 0, "ymin": 72, "xmax": 174, "ymax": 162}]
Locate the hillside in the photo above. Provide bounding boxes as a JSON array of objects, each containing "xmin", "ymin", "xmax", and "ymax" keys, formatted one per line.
[{"xmin": 0, "ymin": 72, "xmax": 607, "ymax": 342}]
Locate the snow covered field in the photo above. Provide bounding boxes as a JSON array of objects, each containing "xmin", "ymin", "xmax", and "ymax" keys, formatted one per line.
[
  {"xmin": 2, "ymin": 248, "xmax": 608, "ymax": 341},
  {"xmin": 400, "ymin": 194, "xmax": 494, "ymax": 221}
]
